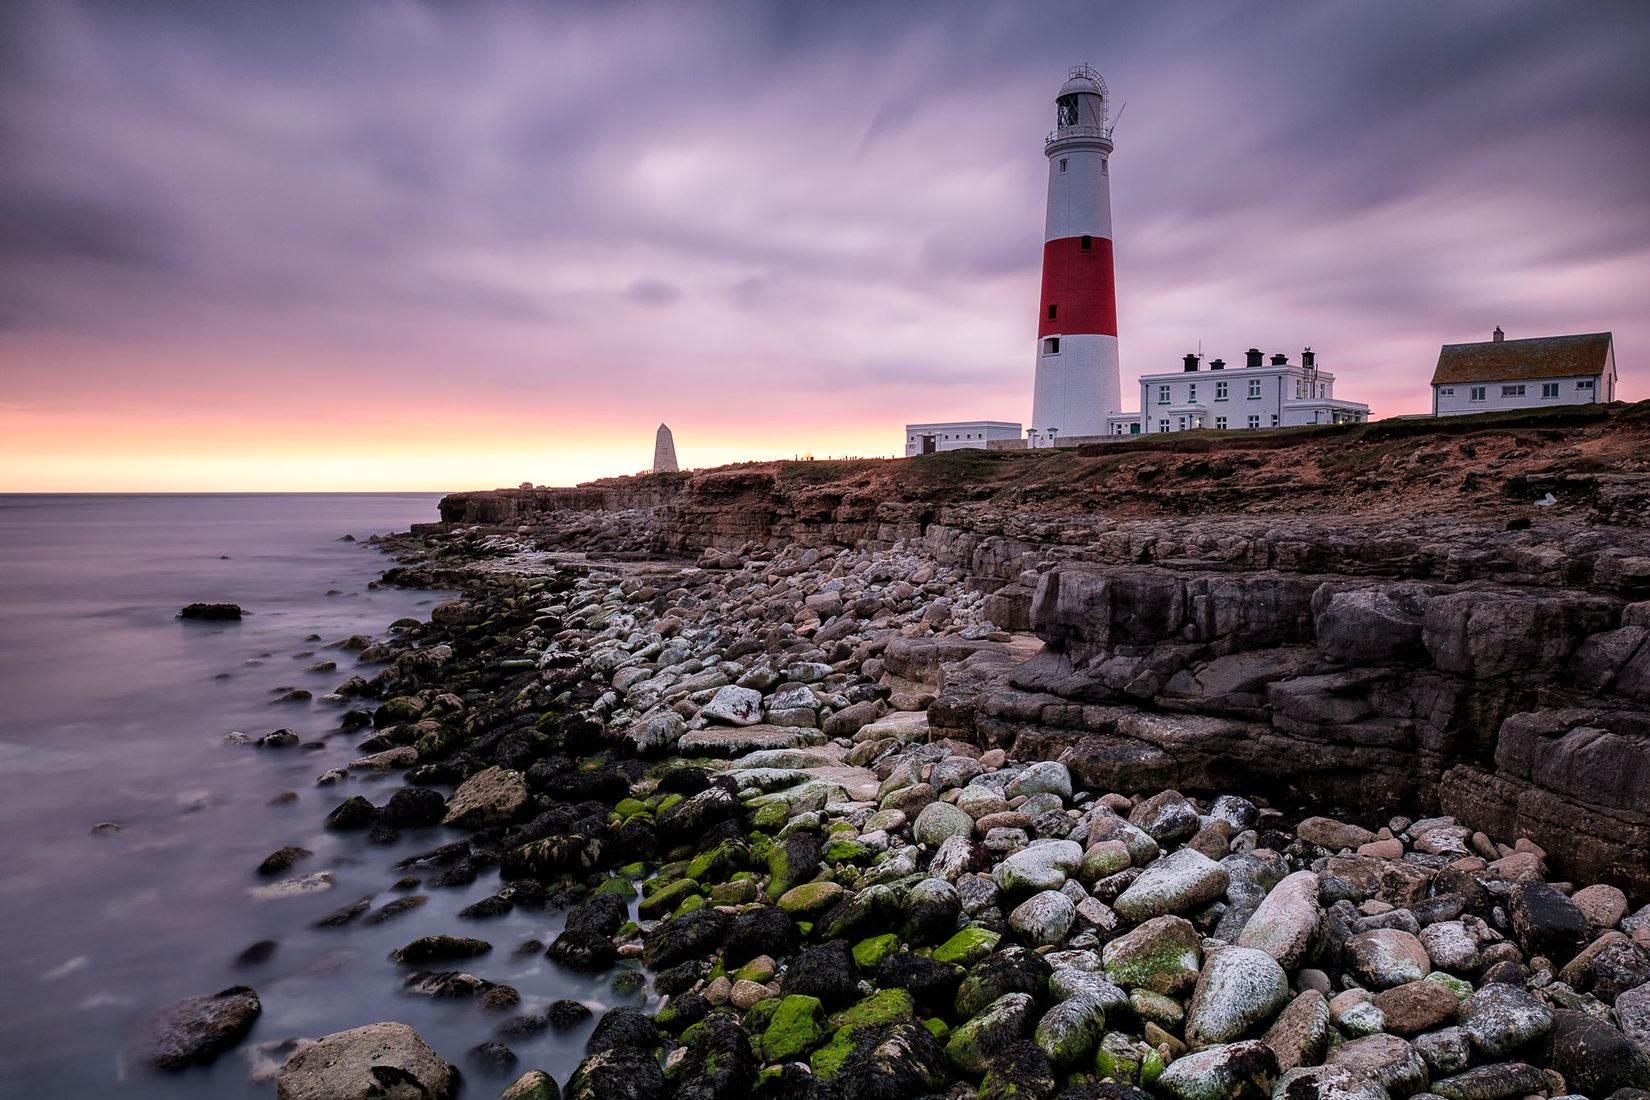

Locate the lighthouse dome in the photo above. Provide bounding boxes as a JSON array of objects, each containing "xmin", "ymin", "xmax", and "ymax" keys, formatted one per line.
[
  {"xmin": 1058, "ymin": 64, "xmax": 1107, "ymax": 99},
  {"xmin": 1059, "ymin": 73, "xmax": 1103, "ymax": 98}
]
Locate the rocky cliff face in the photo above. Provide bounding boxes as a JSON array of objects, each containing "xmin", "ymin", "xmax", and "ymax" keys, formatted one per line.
[{"xmin": 433, "ymin": 405, "xmax": 1650, "ymax": 894}]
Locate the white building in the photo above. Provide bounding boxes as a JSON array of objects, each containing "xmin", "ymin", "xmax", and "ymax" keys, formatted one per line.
[
  {"xmin": 1104, "ymin": 348, "xmax": 1370, "ymax": 435},
  {"xmin": 1430, "ymin": 329, "xmax": 1616, "ymax": 416},
  {"xmin": 904, "ymin": 421, "xmax": 1023, "ymax": 456}
]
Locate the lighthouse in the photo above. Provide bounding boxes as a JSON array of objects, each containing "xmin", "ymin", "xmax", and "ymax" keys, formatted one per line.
[{"xmin": 1030, "ymin": 65, "xmax": 1120, "ymax": 440}]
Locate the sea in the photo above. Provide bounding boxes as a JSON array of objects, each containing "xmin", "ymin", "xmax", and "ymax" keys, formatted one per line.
[{"xmin": 0, "ymin": 494, "xmax": 611, "ymax": 1097}]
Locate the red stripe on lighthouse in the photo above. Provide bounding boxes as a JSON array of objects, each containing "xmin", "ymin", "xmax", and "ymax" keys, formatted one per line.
[{"xmin": 1037, "ymin": 236, "xmax": 1117, "ymax": 339}]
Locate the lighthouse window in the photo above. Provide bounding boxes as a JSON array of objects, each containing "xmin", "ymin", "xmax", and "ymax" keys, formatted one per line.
[
  {"xmin": 1044, "ymin": 338, "xmax": 1060, "ymax": 355},
  {"xmin": 1057, "ymin": 94, "xmax": 1079, "ymax": 127},
  {"xmin": 1048, "ymin": 304, "xmax": 1057, "ymax": 320},
  {"xmin": 1080, "ymin": 235, "xmax": 1092, "ymax": 251},
  {"xmin": 1059, "ymin": 158, "xmax": 1068, "ymax": 173}
]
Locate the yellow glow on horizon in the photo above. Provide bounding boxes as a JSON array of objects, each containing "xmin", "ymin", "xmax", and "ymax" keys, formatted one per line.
[{"xmin": 0, "ymin": 407, "xmax": 905, "ymax": 493}]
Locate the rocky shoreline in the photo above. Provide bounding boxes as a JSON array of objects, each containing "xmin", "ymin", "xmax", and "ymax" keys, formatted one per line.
[{"xmin": 130, "ymin": 492, "xmax": 1650, "ymax": 1100}]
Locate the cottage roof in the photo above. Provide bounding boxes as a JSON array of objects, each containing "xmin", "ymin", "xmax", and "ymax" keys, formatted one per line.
[{"xmin": 1431, "ymin": 332, "xmax": 1613, "ymax": 386}]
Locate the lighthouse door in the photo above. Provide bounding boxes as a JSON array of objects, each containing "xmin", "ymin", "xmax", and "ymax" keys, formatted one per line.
[{"xmin": 921, "ymin": 435, "xmax": 937, "ymax": 455}]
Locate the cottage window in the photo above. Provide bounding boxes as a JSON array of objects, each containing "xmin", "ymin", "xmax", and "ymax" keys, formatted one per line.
[
  {"xmin": 1501, "ymin": 384, "xmax": 1526, "ymax": 397},
  {"xmin": 1541, "ymin": 383, "xmax": 1559, "ymax": 398},
  {"xmin": 1187, "ymin": 383, "xmax": 1197, "ymax": 402},
  {"xmin": 1157, "ymin": 385, "xmax": 1171, "ymax": 405},
  {"xmin": 1247, "ymin": 415, "xmax": 1261, "ymax": 429},
  {"xmin": 1215, "ymin": 381, "xmax": 1228, "ymax": 401},
  {"xmin": 1248, "ymin": 379, "xmax": 1262, "ymax": 399},
  {"xmin": 1470, "ymin": 386, "xmax": 1486, "ymax": 401},
  {"xmin": 1215, "ymin": 416, "xmax": 1227, "ymax": 429},
  {"xmin": 1271, "ymin": 414, "xmax": 1279, "ymax": 426},
  {"xmin": 1158, "ymin": 419, "xmax": 1169, "ymax": 433},
  {"xmin": 1578, "ymin": 380, "xmax": 1595, "ymax": 390},
  {"xmin": 1439, "ymin": 387, "xmax": 1454, "ymax": 395}
]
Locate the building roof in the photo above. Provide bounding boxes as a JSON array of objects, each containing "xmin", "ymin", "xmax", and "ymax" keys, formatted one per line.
[{"xmin": 1431, "ymin": 332, "xmax": 1613, "ymax": 386}]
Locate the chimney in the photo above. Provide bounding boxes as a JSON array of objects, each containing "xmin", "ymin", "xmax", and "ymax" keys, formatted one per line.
[
  {"xmin": 1209, "ymin": 358, "xmax": 1226, "ymax": 371},
  {"xmin": 1492, "ymin": 326, "xmax": 1504, "ymax": 342},
  {"xmin": 1246, "ymin": 348, "xmax": 1263, "ymax": 368},
  {"xmin": 1270, "ymin": 353, "xmax": 1289, "ymax": 366},
  {"xmin": 1301, "ymin": 347, "xmax": 1316, "ymax": 369},
  {"xmin": 1183, "ymin": 353, "xmax": 1200, "ymax": 372}
]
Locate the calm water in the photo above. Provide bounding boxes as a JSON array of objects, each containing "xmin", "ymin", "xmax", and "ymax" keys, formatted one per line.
[{"xmin": 0, "ymin": 495, "xmax": 613, "ymax": 1097}]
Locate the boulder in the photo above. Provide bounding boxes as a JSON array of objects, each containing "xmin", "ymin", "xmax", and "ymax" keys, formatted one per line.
[
  {"xmin": 442, "ymin": 766, "xmax": 529, "ymax": 828},
  {"xmin": 993, "ymin": 840, "xmax": 1083, "ymax": 894},
  {"xmin": 1009, "ymin": 890, "xmax": 1077, "ymax": 947},
  {"xmin": 1372, "ymin": 980, "xmax": 1459, "ymax": 1037},
  {"xmin": 1459, "ymin": 983, "xmax": 1552, "ymax": 1058},
  {"xmin": 1236, "ymin": 871, "xmax": 1321, "ymax": 970},
  {"xmin": 1540, "ymin": 1009, "xmax": 1650, "ymax": 1095},
  {"xmin": 276, "ymin": 1021, "xmax": 456, "ymax": 1100},
  {"xmin": 1113, "ymin": 848, "xmax": 1230, "ymax": 922},
  {"xmin": 914, "ymin": 801, "xmax": 975, "ymax": 848},
  {"xmin": 1183, "ymin": 947, "xmax": 1289, "ymax": 1050},
  {"xmin": 1153, "ymin": 1039, "xmax": 1278, "ymax": 1100},
  {"xmin": 699, "ymin": 685, "xmax": 764, "ymax": 726},
  {"xmin": 1508, "ymin": 881, "xmax": 1592, "ymax": 965},
  {"xmin": 1101, "ymin": 915, "xmax": 1202, "ymax": 995},
  {"xmin": 123, "ymin": 986, "xmax": 262, "ymax": 1072},
  {"xmin": 1344, "ymin": 929, "xmax": 1429, "ymax": 989},
  {"xmin": 1325, "ymin": 1033, "xmax": 1428, "ymax": 1098},
  {"xmin": 945, "ymin": 992, "xmax": 1035, "ymax": 1075}
]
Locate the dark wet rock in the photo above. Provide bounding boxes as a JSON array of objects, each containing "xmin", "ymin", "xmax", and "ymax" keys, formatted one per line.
[
  {"xmin": 656, "ymin": 786, "xmax": 743, "ymax": 850},
  {"xmin": 549, "ymin": 999, "xmax": 594, "ymax": 1031},
  {"xmin": 564, "ymin": 892, "xmax": 629, "ymax": 939},
  {"xmin": 496, "ymin": 1013, "xmax": 549, "ymax": 1039},
  {"xmin": 725, "ymin": 905, "xmax": 799, "ymax": 966},
  {"xmin": 391, "ymin": 934, "xmax": 491, "ymax": 964},
  {"xmin": 275, "ymin": 1021, "xmax": 456, "ymax": 1100},
  {"xmin": 258, "ymin": 846, "xmax": 312, "ymax": 875},
  {"xmin": 766, "ymin": 831, "xmax": 822, "ymax": 900},
  {"xmin": 180, "ymin": 602, "xmax": 242, "ymax": 620},
  {"xmin": 258, "ymin": 728, "xmax": 300, "ymax": 748},
  {"xmin": 235, "ymin": 940, "xmax": 278, "ymax": 967},
  {"xmin": 653, "ymin": 959, "xmax": 708, "ymax": 997},
  {"xmin": 667, "ymin": 1014, "xmax": 756, "ymax": 1099},
  {"xmin": 1540, "ymin": 1009, "xmax": 1650, "ymax": 1096},
  {"xmin": 946, "ymin": 992, "xmax": 1036, "ymax": 1075},
  {"xmin": 499, "ymin": 1070, "xmax": 561, "ymax": 1100},
  {"xmin": 401, "ymin": 970, "xmax": 496, "ymax": 998},
  {"xmin": 1129, "ymin": 790, "xmax": 1201, "ymax": 844},
  {"xmin": 325, "ymin": 795, "xmax": 377, "ymax": 830},
  {"xmin": 122, "ymin": 985, "xmax": 261, "ymax": 1072},
  {"xmin": 979, "ymin": 1040, "xmax": 1057, "ymax": 1100},
  {"xmin": 642, "ymin": 909, "xmax": 731, "ymax": 970},
  {"xmin": 1459, "ymin": 982, "xmax": 1552, "ymax": 1057},
  {"xmin": 432, "ymin": 858, "xmax": 478, "ymax": 888},
  {"xmin": 956, "ymin": 946, "xmax": 1051, "ymax": 1018},
  {"xmin": 1509, "ymin": 881, "xmax": 1592, "ymax": 965},
  {"xmin": 364, "ymin": 896, "xmax": 428, "ymax": 925},
  {"xmin": 379, "ymin": 786, "xmax": 446, "ymax": 827},
  {"xmin": 586, "ymin": 1006, "xmax": 662, "ymax": 1058},
  {"xmin": 656, "ymin": 992, "xmax": 710, "ymax": 1033},
  {"xmin": 1430, "ymin": 1062, "xmax": 1548, "ymax": 1100},
  {"xmin": 876, "ymin": 951, "xmax": 964, "ymax": 1016},
  {"xmin": 314, "ymin": 897, "xmax": 373, "ymax": 928},
  {"xmin": 458, "ymin": 894, "xmax": 513, "ymax": 919},
  {"xmin": 466, "ymin": 1039, "xmax": 518, "ymax": 1074},
  {"xmin": 900, "ymin": 877, "xmax": 963, "ymax": 945},
  {"xmin": 828, "ymin": 1020, "xmax": 950, "ymax": 1099},
  {"xmin": 784, "ymin": 940, "xmax": 860, "ymax": 1010},
  {"xmin": 547, "ymin": 929, "xmax": 618, "ymax": 973}
]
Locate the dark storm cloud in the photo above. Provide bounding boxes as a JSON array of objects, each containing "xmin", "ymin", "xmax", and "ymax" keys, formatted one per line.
[{"xmin": 1, "ymin": 0, "xmax": 1647, "ymax": 425}]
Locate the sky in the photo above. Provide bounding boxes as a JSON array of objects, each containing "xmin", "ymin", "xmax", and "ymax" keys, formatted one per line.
[{"xmin": 2, "ymin": 0, "xmax": 1648, "ymax": 492}]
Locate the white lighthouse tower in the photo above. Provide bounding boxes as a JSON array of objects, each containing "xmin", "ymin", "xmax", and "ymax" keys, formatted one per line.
[{"xmin": 1030, "ymin": 65, "xmax": 1120, "ymax": 440}]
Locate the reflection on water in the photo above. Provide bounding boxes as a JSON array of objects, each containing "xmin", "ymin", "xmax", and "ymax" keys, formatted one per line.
[{"xmin": 0, "ymin": 495, "xmax": 619, "ymax": 1097}]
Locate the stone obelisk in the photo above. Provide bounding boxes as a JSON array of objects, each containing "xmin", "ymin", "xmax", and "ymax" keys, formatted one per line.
[{"xmin": 652, "ymin": 423, "xmax": 679, "ymax": 473}]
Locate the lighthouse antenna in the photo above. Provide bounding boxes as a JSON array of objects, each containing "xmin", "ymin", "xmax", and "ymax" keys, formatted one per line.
[{"xmin": 1107, "ymin": 101, "xmax": 1126, "ymax": 140}]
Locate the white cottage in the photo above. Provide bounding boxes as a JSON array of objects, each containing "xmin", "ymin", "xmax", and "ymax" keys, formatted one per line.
[
  {"xmin": 1430, "ymin": 329, "xmax": 1616, "ymax": 416},
  {"xmin": 1104, "ymin": 348, "xmax": 1370, "ymax": 435}
]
